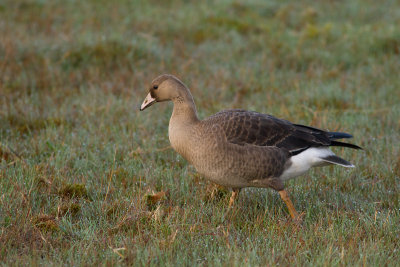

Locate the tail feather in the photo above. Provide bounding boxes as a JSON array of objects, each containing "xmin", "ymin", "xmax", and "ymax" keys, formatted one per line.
[{"xmin": 321, "ymin": 155, "xmax": 354, "ymax": 167}]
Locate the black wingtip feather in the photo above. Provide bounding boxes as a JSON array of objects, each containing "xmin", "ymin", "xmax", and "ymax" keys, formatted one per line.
[
  {"xmin": 329, "ymin": 132, "xmax": 353, "ymax": 139},
  {"xmin": 330, "ymin": 141, "xmax": 363, "ymax": 150}
]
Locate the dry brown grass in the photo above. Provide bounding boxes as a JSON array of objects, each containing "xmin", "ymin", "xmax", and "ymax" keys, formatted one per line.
[{"xmin": 1, "ymin": 0, "xmax": 399, "ymax": 265}]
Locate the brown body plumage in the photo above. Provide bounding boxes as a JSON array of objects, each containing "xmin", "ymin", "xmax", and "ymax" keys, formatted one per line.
[{"xmin": 140, "ymin": 74, "xmax": 361, "ymax": 221}]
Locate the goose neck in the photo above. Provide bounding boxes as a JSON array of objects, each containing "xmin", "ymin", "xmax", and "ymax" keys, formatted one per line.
[{"xmin": 171, "ymin": 97, "xmax": 199, "ymax": 124}]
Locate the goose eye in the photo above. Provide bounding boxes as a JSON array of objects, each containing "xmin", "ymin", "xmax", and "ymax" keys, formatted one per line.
[{"xmin": 153, "ymin": 85, "xmax": 158, "ymax": 90}]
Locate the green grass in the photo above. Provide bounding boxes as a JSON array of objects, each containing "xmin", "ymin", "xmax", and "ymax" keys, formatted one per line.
[{"xmin": 1, "ymin": 0, "xmax": 400, "ymax": 265}]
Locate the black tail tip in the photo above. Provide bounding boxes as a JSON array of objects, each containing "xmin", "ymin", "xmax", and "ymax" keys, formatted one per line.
[{"xmin": 322, "ymin": 155, "xmax": 355, "ymax": 167}]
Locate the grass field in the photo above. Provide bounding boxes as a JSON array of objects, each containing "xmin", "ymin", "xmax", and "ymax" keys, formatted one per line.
[{"xmin": 1, "ymin": 0, "xmax": 400, "ymax": 265}]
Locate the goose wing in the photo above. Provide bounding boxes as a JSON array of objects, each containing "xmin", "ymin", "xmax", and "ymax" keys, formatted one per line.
[{"xmin": 205, "ymin": 109, "xmax": 360, "ymax": 155}]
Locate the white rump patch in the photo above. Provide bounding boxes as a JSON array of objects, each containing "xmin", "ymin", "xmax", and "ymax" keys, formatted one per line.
[{"xmin": 280, "ymin": 147, "xmax": 338, "ymax": 181}]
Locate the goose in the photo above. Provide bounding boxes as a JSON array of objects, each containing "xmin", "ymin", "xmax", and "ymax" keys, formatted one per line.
[{"xmin": 140, "ymin": 74, "xmax": 361, "ymax": 221}]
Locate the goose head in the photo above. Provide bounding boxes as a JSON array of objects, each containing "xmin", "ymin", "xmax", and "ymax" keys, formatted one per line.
[{"xmin": 140, "ymin": 74, "xmax": 190, "ymax": 111}]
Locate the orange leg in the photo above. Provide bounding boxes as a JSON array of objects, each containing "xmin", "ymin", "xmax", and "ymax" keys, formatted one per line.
[
  {"xmin": 279, "ymin": 190, "xmax": 301, "ymax": 221},
  {"xmin": 228, "ymin": 188, "xmax": 241, "ymax": 207}
]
